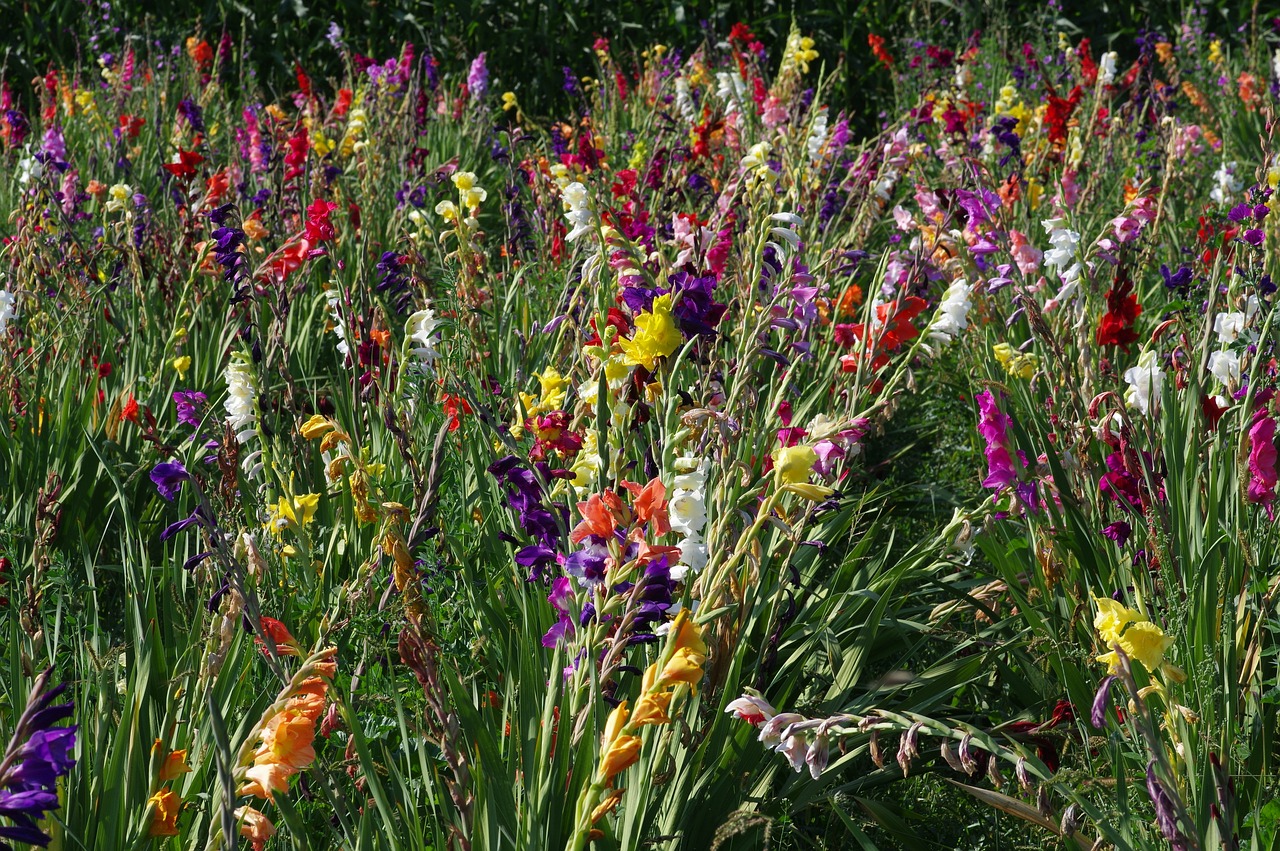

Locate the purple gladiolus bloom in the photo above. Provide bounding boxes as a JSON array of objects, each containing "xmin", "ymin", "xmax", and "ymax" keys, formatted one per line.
[
  {"xmin": 1101, "ymin": 521, "xmax": 1132, "ymax": 547},
  {"xmin": 150, "ymin": 461, "xmax": 190, "ymax": 501},
  {"xmin": 173, "ymin": 390, "xmax": 207, "ymax": 429},
  {"xmin": 0, "ymin": 670, "xmax": 77, "ymax": 849},
  {"xmin": 1091, "ymin": 675, "xmax": 1116, "ymax": 728}
]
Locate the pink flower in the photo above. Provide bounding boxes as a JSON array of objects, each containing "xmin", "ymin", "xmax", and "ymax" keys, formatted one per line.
[
  {"xmin": 1008, "ymin": 229, "xmax": 1042, "ymax": 276},
  {"xmin": 1248, "ymin": 412, "xmax": 1278, "ymax": 510}
]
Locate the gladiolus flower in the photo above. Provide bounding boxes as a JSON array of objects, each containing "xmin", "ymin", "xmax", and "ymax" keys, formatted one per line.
[
  {"xmin": 147, "ymin": 789, "xmax": 180, "ymax": 836},
  {"xmin": 235, "ymin": 806, "xmax": 277, "ymax": 851},
  {"xmin": 772, "ymin": 444, "xmax": 817, "ymax": 485},
  {"xmin": 300, "ymin": 414, "xmax": 334, "ymax": 439},
  {"xmin": 619, "ymin": 294, "xmax": 684, "ymax": 370}
]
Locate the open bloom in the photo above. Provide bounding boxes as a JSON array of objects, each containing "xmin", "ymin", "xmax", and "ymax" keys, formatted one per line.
[
  {"xmin": 619, "ymin": 294, "xmax": 683, "ymax": 370},
  {"xmin": 1123, "ymin": 350, "xmax": 1165, "ymax": 416},
  {"xmin": 0, "ymin": 670, "xmax": 77, "ymax": 849}
]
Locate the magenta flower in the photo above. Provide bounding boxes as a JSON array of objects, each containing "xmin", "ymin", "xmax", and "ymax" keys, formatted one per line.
[
  {"xmin": 1247, "ymin": 411, "xmax": 1277, "ymax": 512},
  {"xmin": 976, "ymin": 390, "xmax": 1020, "ymax": 493}
]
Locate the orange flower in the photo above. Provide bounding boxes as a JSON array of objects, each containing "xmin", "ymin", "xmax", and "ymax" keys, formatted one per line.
[
  {"xmin": 598, "ymin": 702, "xmax": 642, "ymax": 781},
  {"xmin": 158, "ymin": 747, "xmax": 192, "ymax": 781},
  {"xmin": 234, "ymin": 806, "xmax": 276, "ymax": 851},
  {"xmin": 630, "ymin": 690, "xmax": 673, "ymax": 728},
  {"xmin": 621, "ymin": 477, "xmax": 670, "ymax": 536},
  {"xmin": 652, "ymin": 612, "xmax": 708, "ymax": 694},
  {"xmin": 571, "ymin": 493, "xmax": 617, "ymax": 543},
  {"xmin": 238, "ymin": 659, "xmax": 333, "ymax": 801},
  {"xmin": 148, "ymin": 789, "xmax": 180, "ymax": 836}
]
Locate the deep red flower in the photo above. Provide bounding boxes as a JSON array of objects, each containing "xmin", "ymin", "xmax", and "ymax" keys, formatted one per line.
[{"xmin": 162, "ymin": 148, "xmax": 205, "ymax": 179}]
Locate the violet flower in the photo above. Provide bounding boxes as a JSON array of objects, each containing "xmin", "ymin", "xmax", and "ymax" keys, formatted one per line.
[
  {"xmin": 173, "ymin": 390, "xmax": 207, "ymax": 429},
  {"xmin": 150, "ymin": 461, "xmax": 190, "ymax": 502},
  {"xmin": 0, "ymin": 669, "xmax": 77, "ymax": 849}
]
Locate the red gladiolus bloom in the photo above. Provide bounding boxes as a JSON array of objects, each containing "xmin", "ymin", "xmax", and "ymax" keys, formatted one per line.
[
  {"xmin": 1096, "ymin": 274, "xmax": 1142, "ymax": 348},
  {"xmin": 163, "ymin": 148, "xmax": 205, "ymax": 179}
]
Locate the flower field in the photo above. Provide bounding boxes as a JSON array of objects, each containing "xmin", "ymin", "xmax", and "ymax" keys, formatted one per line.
[{"xmin": 2, "ymin": 11, "xmax": 1280, "ymax": 850}]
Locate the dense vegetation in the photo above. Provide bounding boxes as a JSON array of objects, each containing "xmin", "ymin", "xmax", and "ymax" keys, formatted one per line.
[{"xmin": 2, "ymin": 4, "xmax": 1280, "ymax": 850}]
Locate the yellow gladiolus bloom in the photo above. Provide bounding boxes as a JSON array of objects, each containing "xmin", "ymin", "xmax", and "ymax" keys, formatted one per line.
[
  {"xmin": 772, "ymin": 445, "xmax": 817, "ymax": 485},
  {"xmin": 618, "ymin": 294, "xmax": 684, "ymax": 370},
  {"xmin": 172, "ymin": 355, "xmax": 192, "ymax": 378},
  {"xmin": 1117, "ymin": 621, "xmax": 1174, "ymax": 673}
]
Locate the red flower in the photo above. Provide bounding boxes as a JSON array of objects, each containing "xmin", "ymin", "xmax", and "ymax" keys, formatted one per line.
[
  {"xmin": 441, "ymin": 393, "xmax": 472, "ymax": 432},
  {"xmin": 1044, "ymin": 86, "xmax": 1083, "ymax": 146},
  {"xmin": 868, "ymin": 34, "xmax": 894, "ymax": 69},
  {"xmin": 162, "ymin": 148, "xmax": 205, "ymax": 179},
  {"xmin": 304, "ymin": 198, "xmax": 338, "ymax": 244},
  {"xmin": 120, "ymin": 395, "xmax": 139, "ymax": 423},
  {"xmin": 118, "ymin": 114, "xmax": 145, "ymax": 138},
  {"xmin": 1096, "ymin": 274, "xmax": 1142, "ymax": 348}
]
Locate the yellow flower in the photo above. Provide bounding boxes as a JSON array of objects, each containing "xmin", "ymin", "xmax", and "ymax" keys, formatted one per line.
[
  {"xmin": 1117, "ymin": 621, "xmax": 1174, "ymax": 672},
  {"xmin": 300, "ymin": 414, "xmax": 334, "ymax": 439},
  {"xmin": 993, "ymin": 343, "xmax": 1038, "ymax": 379},
  {"xmin": 783, "ymin": 481, "xmax": 835, "ymax": 501},
  {"xmin": 148, "ymin": 789, "xmax": 181, "ymax": 837},
  {"xmin": 435, "ymin": 200, "xmax": 458, "ymax": 222},
  {"xmin": 172, "ymin": 355, "xmax": 192, "ymax": 378},
  {"xmin": 1208, "ymin": 40, "xmax": 1223, "ymax": 64},
  {"xmin": 501, "ymin": 92, "xmax": 518, "ymax": 112},
  {"xmin": 269, "ymin": 493, "xmax": 321, "ymax": 534},
  {"xmin": 1093, "ymin": 597, "xmax": 1141, "ymax": 645},
  {"xmin": 772, "ymin": 445, "xmax": 817, "ymax": 485},
  {"xmin": 618, "ymin": 294, "xmax": 684, "ymax": 370}
]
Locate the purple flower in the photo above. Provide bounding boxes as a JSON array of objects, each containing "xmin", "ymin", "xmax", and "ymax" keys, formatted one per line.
[
  {"xmin": 150, "ymin": 461, "xmax": 190, "ymax": 501},
  {"xmin": 0, "ymin": 670, "xmax": 77, "ymax": 848},
  {"xmin": 1100, "ymin": 521, "xmax": 1132, "ymax": 547},
  {"xmin": 1091, "ymin": 675, "xmax": 1116, "ymax": 728},
  {"xmin": 467, "ymin": 53, "xmax": 489, "ymax": 100},
  {"xmin": 669, "ymin": 272, "xmax": 727, "ymax": 338},
  {"xmin": 173, "ymin": 390, "xmax": 207, "ymax": 429}
]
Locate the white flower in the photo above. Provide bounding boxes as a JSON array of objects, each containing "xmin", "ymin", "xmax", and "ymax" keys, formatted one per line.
[
  {"xmin": 674, "ymin": 76, "xmax": 696, "ymax": 121},
  {"xmin": 1099, "ymin": 52, "xmax": 1118, "ymax": 85},
  {"xmin": 406, "ymin": 306, "xmax": 442, "ymax": 369},
  {"xmin": 1213, "ymin": 311, "xmax": 1247, "ymax": 343},
  {"xmin": 224, "ymin": 359, "xmax": 258, "ymax": 445},
  {"xmin": 1208, "ymin": 349, "xmax": 1241, "ymax": 385},
  {"xmin": 805, "ymin": 106, "xmax": 829, "ymax": 163},
  {"xmin": 1210, "ymin": 161, "xmax": 1243, "ymax": 204},
  {"xmin": 561, "ymin": 182, "xmax": 594, "ymax": 242},
  {"xmin": 716, "ymin": 71, "xmax": 746, "ymax": 113},
  {"xmin": 928, "ymin": 278, "xmax": 972, "ymax": 344},
  {"xmin": 0, "ymin": 289, "xmax": 17, "ymax": 335},
  {"xmin": 740, "ymin": 141, "xmax": 772, "ymax": 172},
  {"xmin": 668, "ymin": 489, "xmax": 708, "ymax": 537},
  {"xmin": 1041, "ymin": 218, "xmax": 1080, "ymax": 272},
  {"xmin": 327, "ymin": 295, "xmax": 350, "ymax": 357},
  {"xmin": 1123, "ymin": 350, "xmax": 1165, "ymax": 416}
]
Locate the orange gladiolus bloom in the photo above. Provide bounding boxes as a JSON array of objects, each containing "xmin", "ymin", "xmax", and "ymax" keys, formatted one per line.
[
  {"xmin": 148, "ymin": 789, "xmax": 180, "ymax": 836},
  {"xmin": 235, "ymin": 805, "xmax": 277, "ymax": 851}
]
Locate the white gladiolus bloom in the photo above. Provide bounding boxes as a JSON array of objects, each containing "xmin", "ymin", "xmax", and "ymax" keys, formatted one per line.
[
  {"xmin": 928, "ymin": 279, "xmax": 972, "ymax": 344},
  {"xmin": 224, "ymin": 359, "xmax": 258, "ymax": 445},
  {"xmin": 0, "ymin": 289, "xmax": 17, "ymax": 336},
  {"xmin": 716, "ymin": 71, "xmax": 746, "ymax": 113},
  {"xmin": 561, "ymin": 181, "xmax": 593, "ymax": 242},
  {"xmin": 674, "ymin": 76, "xmax": 696, "ymax": 121},
  {"xmin": 327, "ymin": 295, "xmax": 350, "ymax": 358},
  {"xmin": 1213, "ymin": 311, "xmax": 1246, "ymax": 343},
  {"xmin": 806, "ymin": 106, "xmax": 829, "ymax": 163},
  {"xmin": 406, "ymin": 306, "xmax": 442, "ymax": 368},
  {"xmin": 1123, "ymin": 350, "xmax": 1165, "ymax": 415},
  {"xmin": 668, "ymin": 456, "xmax": 710, "ymax": 581},
  {"xmin": 1099, "ymin": 51, "xmax": 1118, "ymax": 85},
  {"xmin": 740, "ymin": 141, "xmax": 772, "ymax": 172},
  {"xmin": 1210, "ymin": 161, "xmax": 1243, "ymax": 204},
  {"xmin": 1208, "ymin": 350, "xmax": 1241, "ymax": 385},
  {"xmin": 1041, "ymin": 218, "xmax": 1080, "ymax": 272}
]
